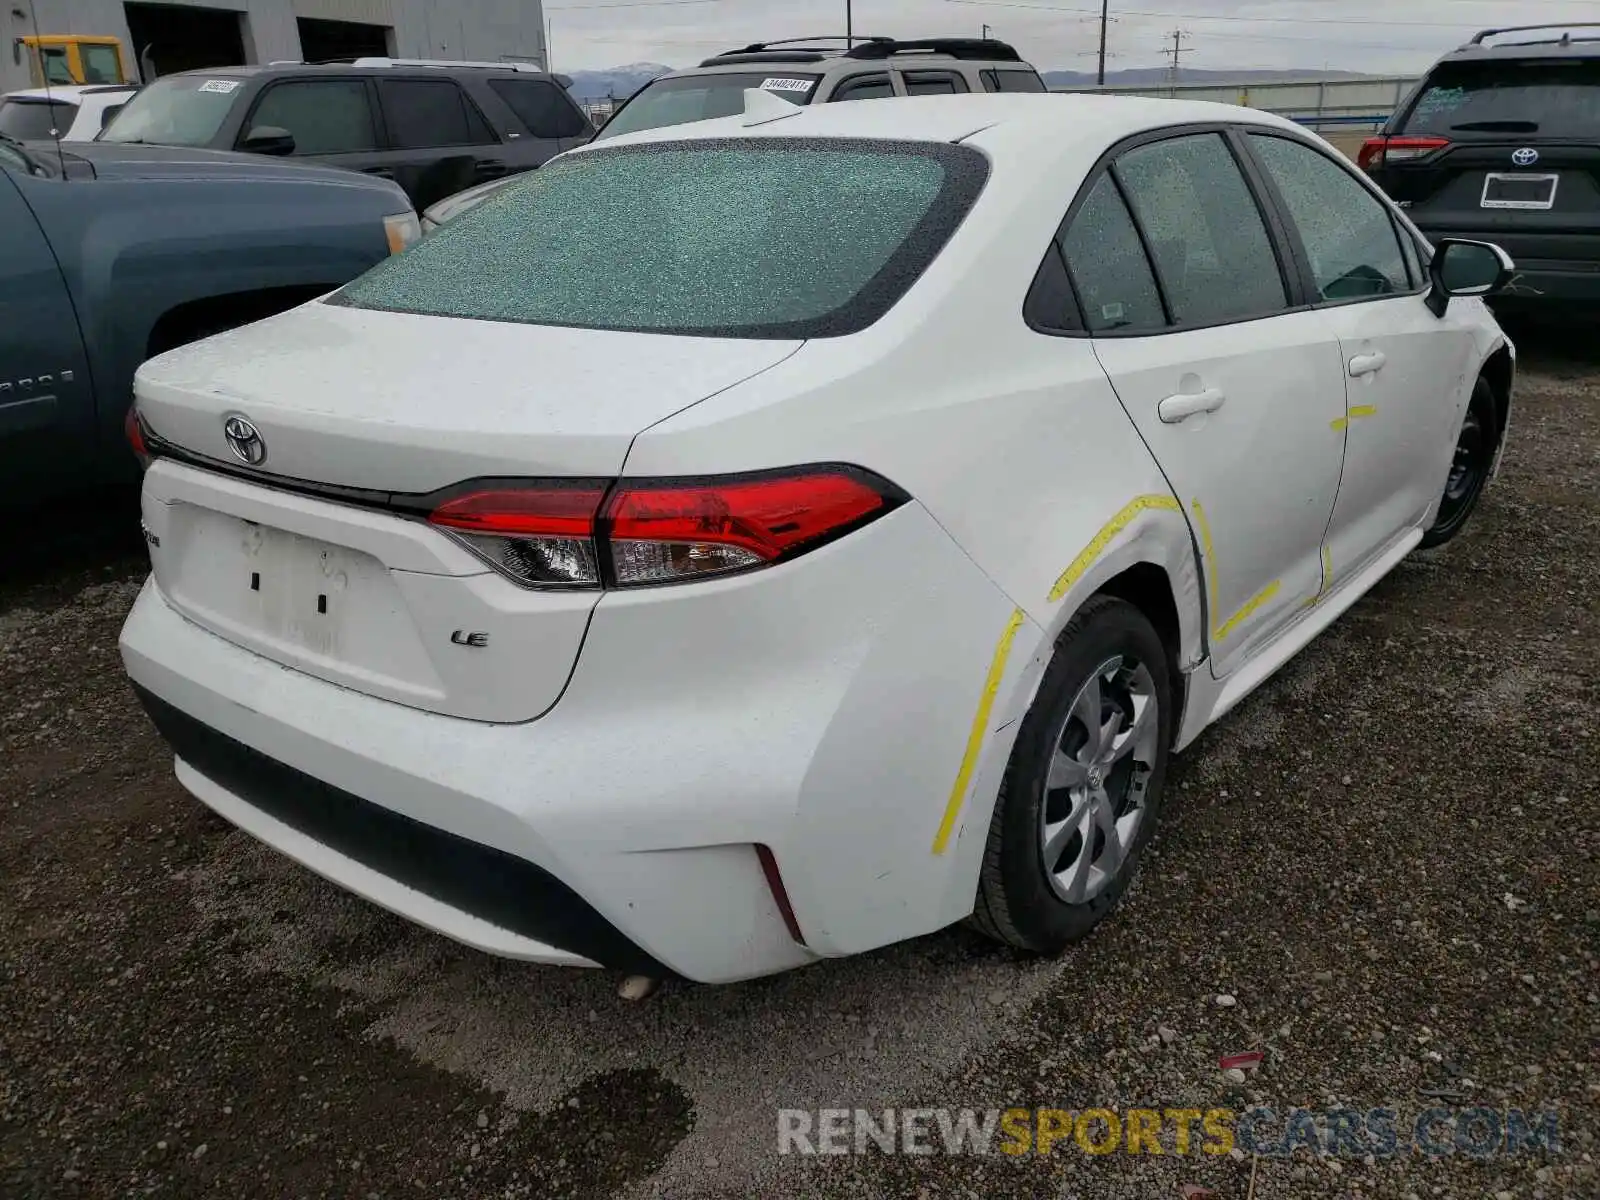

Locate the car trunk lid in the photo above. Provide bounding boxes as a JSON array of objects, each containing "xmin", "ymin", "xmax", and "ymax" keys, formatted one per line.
[{"xmin": 134, "ymin": 301, "xmax": 802, "ymax": 723}]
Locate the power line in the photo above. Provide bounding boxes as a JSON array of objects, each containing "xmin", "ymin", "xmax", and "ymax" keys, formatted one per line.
[
  {"xmin": 940, "ymin": 0, "xmax": 1594, "ymax": 31},
  {"xmin": 1160, "ymin": 27, "xmax": 1193, "ymax": 89}
]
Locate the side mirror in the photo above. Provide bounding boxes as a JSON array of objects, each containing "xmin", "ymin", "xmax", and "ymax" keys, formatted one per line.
[
  {"xmin": 240, "ymin": 124, "xmax": 295, "ymax": 156},
  {"xmin": 100, "ymin": 105, "xmax": 124, "ymax": 131},
  {"xmin": 1426, "ymin": 238, "xmax": 1513, "ymax": 317}
]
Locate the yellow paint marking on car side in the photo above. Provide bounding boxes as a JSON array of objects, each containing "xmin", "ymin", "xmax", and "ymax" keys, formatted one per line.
[
  {"xmin": 932, "ymin": 607, "xmax": 1027, "ymax": 856},
  {"xmin": 1332, "ymin": 404, "xmax": 1379, "ymax": 432},
  {"xmin": 1191, "ymin": 497, "xmax": 1221, "ymax": 625},
  {"xmin": 1046, "ymin": 494, "xmax": 1182, "ymax": 603},
  {"xmin": 1302, "ymin": 546, "xmax": 1333, "ymax": 610},
  {"xmin": 1215, "ymin": 580, "xmax": 1282, "ymax": 640}
]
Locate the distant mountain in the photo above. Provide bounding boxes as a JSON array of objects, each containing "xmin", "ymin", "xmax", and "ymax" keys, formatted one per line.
[
  {"xmin": 1044, "ymin": 67, "xmax": 1381, "ymax": 88},
  {"xmin": 562, "ymin": 63, "xmax": 673, "ymax": 104}
]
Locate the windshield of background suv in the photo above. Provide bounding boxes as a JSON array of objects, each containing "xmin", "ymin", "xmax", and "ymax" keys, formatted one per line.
[
  {"xmin": 1399, "ymin": 59, "xmax": 1600, "ymax": 137},
  {"xmin": 595, "ymin": 72, "xmax": 821, "ymax": 140},
  {"xmin": 334, "ymin": 139, "xmax": 987, "ymax": 338},
  {"xmin": 0, "ymin": 98, "xmax": 71, "ymax": 140},
  {"xmin": 99, "ymin": 75, "xmax": 243, "ymax": 145}
]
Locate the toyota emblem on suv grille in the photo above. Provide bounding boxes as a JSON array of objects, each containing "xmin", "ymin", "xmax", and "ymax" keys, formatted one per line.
[
  {"xmin": 1511, "ymin": 147, "xmax": 1539, "ymax": 167},
  {"xmin": 223, "ymin": 415, "xmax": 267, "ymax": 465}
]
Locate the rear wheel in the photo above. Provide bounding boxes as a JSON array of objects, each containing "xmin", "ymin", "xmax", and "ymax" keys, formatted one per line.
[
  {"xmin": 1421, "ymin": 376, "xmax": 1499, "ymax": 549},
  {"xmin": 971, "ymin": 596, "xmax": 1173, "ymax": 953}
]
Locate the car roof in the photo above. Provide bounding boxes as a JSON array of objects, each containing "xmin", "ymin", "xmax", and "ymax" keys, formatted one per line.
[
  {"xmin": 4, "ymin": 84, "xmax": 136, "ymax": 102},
  {"xmin": 1436, "ymin": 23, "xmax": 1600, "ymax": 62},
  {"xmin": 161, "ymin": 61, "xmax": 556, "ymax": 81},
  {"xmin": 672, "ymin": 36, "xmax": 1035, "ymax": 77},
  {"xmin": 593, "ymin": 91, "xmax": 1303, "ymax": 155}
]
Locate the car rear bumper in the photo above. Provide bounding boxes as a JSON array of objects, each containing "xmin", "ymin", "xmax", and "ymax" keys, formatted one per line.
[{"xmin": 120, "ymin": 499, "xmax": 1038, "ymax": 983}]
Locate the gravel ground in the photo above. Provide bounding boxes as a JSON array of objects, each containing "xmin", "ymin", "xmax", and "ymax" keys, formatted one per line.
[{"xmin": 2, "ymin": 329, "xmax": 1596, "ymax": 1199}]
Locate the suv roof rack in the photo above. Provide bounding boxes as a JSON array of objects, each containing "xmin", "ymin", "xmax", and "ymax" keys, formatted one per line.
[
  {"xmin": 698, "ymin": 35, "xmax": 1022, "ymax": 68},
  {"xmin": 348, "ymin": 56, "xmax": 545, "ymax": 72},
  {"xmin": 1465, "ymin": 22, "xmax": 1600, "ymax": 49},
  {"xmin": 844, "ymin": 37, "xmax": 1023, "ymax": 62}
]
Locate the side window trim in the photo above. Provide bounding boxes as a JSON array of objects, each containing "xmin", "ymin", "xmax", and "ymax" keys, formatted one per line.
[
  {"xmin": 1025, "ymin": 122, "xmax": 1322, "ymax": 341},
  {"xmin": 1097, "ymin": 166, "xmax": 1175, "ymax": 327},
  {"xmin": 830, "ymin": 72, "xmax": 895, "ymax": 101},
  {"xmin": 1237, "ymin": 128, "xmax": 1427, "ymax": 306},
  {"xmin": 899, "ymin": 70, "xmax": 970, "ymax": 94}
]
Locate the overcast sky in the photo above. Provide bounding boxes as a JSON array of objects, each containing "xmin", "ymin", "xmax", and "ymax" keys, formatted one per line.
[{"xmin": 544, "ymin": 0, "xmax": 1597, "ymax": 74}]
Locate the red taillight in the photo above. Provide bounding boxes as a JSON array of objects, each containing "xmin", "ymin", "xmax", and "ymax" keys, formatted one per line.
[
  {"xmin": 428, "ymin": 483, "xmax": 607, "ymax": 588},
  {"xmin": 424, "ymin": 467, "xmax": 904, "ymax": 590},
  {"xmin": 604, "ymin": 468, "xmax": 895, "ymax": 586},
  {"xmin": 1358, "ymin": 135, "xmax": 1449, "ymax": 172},
  {"xmin": 124, "ymin": 405, "xmax": 150, "ymax": 468}
]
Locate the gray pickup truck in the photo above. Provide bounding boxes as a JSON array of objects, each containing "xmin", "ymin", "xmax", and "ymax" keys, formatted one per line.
[{"xmin": 1, "ymin": 133, "xmax": 417, "ymax": 508}]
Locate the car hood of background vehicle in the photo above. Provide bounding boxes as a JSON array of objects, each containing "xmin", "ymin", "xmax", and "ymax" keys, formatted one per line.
[
  {"xmin": 134, "ymin": 299, "xmax": 805, "ymax": 493},
  {"xmin": 34, "ymin": 140, "xmax": 401, "ymax": 189}
]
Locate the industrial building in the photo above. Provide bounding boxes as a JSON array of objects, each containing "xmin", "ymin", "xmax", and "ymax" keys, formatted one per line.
[{"xmin": 3, "ymin": 0, "xmax": 549, "ymax": 93}]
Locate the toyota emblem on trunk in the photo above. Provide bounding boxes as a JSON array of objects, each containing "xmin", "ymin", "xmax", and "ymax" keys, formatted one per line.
[
  {"xmin": 1511, "ymin": 147, "xmax": 1539, "ymax": 167},
  {"xmin": 223, "ymin": 415, "xmax": 267, "ymax": 465}
]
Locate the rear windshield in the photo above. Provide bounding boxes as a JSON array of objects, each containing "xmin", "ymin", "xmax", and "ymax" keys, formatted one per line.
[
  {"xmin": 333, "ymin": 139, "xmax": 987, "ymax": 339},
  {"xmin": 0, "ymin": 98, "xmax": 72, "ymax": 140},
  {"xmin": 100, "ymin": 75, "xmax": 244, "ymax": 146},
  {"xmin": 595, "ymin": 72, "xmax": 821, "ymax": 141},
  {"xmin": 1399, "ymin": 59, "xmax": 1600, "ymax": 138}
]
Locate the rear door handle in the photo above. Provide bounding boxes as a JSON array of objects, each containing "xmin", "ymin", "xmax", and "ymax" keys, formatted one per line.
[
  {"xmin": 1157, "ymin": 387, "xmax": 1226, "ymax": 424},
  {"xmin": 1348, "ymin": 352, "xmax": 1387, "ymax": 378}
]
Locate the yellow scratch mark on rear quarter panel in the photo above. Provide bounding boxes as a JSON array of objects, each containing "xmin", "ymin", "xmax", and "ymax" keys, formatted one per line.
[
  {"xmin": 1191, "ymin": 497, "xmax": 1221, "ymax": 622},
  {"xmin": 1349, "ymin": 404, "xmax": 1379, "ymax": 420},
  {"xmin": 1215, "ymin": 579, "xmax": 1281, "ymax": 640},
  {"xmin": 1046, "ymin": 494, "xmax": 1181, "ymax": 603},
  {"xmin": 1330, "ymin": 417, "xmax": 1349, "ymax": 432},
  {"xmin": 932, "ymin": 608, "xmax": 1027, "ymax": 856}
]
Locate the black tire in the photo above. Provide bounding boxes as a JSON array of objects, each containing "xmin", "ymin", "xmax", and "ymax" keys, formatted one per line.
[
  {"xmin": 971, "ymin": 595, "xmax": 1173, "ymax": 953},
  {"xmin": 1421, "ymin": 375, "xmax": 1500, "ymax": 549}
]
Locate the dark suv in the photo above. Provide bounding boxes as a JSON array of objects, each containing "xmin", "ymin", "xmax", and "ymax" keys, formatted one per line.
[
  {"xmin": 98, "ymin": 57, "xmax": 594, "ymax": 210},
  {"xmin": 1359, "ymin": 23, "xmax": 1600, "ymax": 312}
]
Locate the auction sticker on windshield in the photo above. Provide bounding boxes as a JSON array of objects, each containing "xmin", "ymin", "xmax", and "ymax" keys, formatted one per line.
[
  {"xmin": 197, "ymin": 79, "xmax": 241, "ymax": 94},
  {"xmin": 761, "ymin": 77, "xmax": 815, "ymax": 93}
]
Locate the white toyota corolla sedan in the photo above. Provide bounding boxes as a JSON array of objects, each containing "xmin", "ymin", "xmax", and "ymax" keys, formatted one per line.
[{"xmin": 120, "ymin": 92, "xmax": 1515, "ymax": 985}]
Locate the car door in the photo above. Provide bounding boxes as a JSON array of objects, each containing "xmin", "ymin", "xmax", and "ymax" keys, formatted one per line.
[
  {"xmin": 1244, "ymin": 131, "xmax": 1482, "ymax": 586},
  {"xmin": 236, "ymin": 77, "xmax": 385, "ymax": 177},
  {"xmin": 0, "ymin": 154, "xmax": 96, "ymax": 502},
  {"xmin": 371, "ymin": 77, "xmax": 505, "ymax": 209},
  {"xmin": 1070, "ymin": 129, "xmax": 1349, "ymax": 677}
]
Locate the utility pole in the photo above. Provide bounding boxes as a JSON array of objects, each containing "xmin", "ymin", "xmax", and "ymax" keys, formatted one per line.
[
  {"xmin": 1162, "ymin": 28, "xmax": 1193, "ymax": 94},
  {"xmin": 1097, "ymin": 0, "xmax": 1110, "ymax": 86},
  {"xmin": 982, "ymin": 23, "xmax": 992, "ymax": 40},
  {"xmin": 846, "ymin": 0, "xmax": 852, "ymax": 47}
]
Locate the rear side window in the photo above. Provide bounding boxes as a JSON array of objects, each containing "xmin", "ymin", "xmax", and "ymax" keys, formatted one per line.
[
  {"xmin": 488, "ymin": 78, "xmax": 589, "ymax": 139},
  {"xmin": 247, "ymin": 80, "xmax": 377, "ymax": 154},
  {"xmin": 1250, "ymin": 134, "xmax": 1409, "ymax": 301},
  {"xmin": 982, "ymin": 69, "xmax": 1047, "ymax": 93},
  {"xmin": 1061, "ymin": 174, "xmax": 1166, "ymax": 333},
  {"xmin": 333, "ymin": 139, "xmax": 988, "ymax": 339},
  {"xmin": 1399, "ymin": 60, "xmax": 1600, "ymax": 138},
  {"xmin": 0, "ymin": 98, "xmax": 72, "ymax": 141},
  {"xmin": 378, "ymin": 79, "xmax": 496, "ymax": 149},
  {"xmin": 1113, "ymin": 133, "xmax": 1287, "ymax": 326}
]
